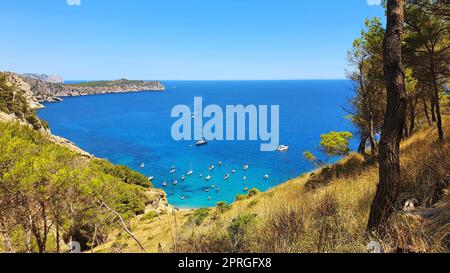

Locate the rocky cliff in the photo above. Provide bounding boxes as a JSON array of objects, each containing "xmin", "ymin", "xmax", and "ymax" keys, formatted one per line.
[
  {"xmin": 22, "ymin": 73, "xmax": 64, "ymax": 84},
  {"xmin": 21, "ymin": 76, "xmax": 165, "ymax": 102}
]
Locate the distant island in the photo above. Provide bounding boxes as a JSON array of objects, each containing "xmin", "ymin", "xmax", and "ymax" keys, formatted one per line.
[{"xmin": 20, "ymin": 74, "xmax": 165, "ymax": 103}]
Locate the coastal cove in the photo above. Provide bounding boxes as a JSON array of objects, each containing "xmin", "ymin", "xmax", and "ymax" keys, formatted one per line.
[{"xmin": 38, "ymin": 80, "xmax": 357, "ymax": 208}]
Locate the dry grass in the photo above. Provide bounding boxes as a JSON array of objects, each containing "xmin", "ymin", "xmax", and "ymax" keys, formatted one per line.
[{"xmin": 95, "ymin": 117, "xmax": 450, "ymax": 253}]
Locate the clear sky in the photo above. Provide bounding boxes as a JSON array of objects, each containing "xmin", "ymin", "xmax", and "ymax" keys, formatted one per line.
[{"xmin": 0, "ymin": 0, "xmax": 384, "ymax": 80}]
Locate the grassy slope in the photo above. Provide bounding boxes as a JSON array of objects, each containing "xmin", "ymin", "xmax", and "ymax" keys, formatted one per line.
[{"xmin": 96, "ymin": 116, "xmax": 450, "ymax": 253}]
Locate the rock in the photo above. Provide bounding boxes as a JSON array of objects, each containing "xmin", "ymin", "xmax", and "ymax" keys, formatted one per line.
[
  {"xmin": 143, "ymin": 188, "xmax": 175, "ymax": 215},
  {"xmin": 22, "ymin": 73, "xmax": 64, "ymax": 83},
  {"xmin": 20, "ymin": 75, "xmax": 165, "ymax": 103}
]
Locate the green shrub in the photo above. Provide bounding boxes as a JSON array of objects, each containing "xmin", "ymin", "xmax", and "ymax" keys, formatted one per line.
[
  {"xmin": 228, "ymin": 214, "xmax": 257, "ymax": 252},
  {"xmin": 187, "ymin": 208, "xmax": 210, "ymax": 226},
  {"xmin": 248, "ymin": 188, "xmax": 260, "ymax": 197},
  {"xmin": 141, "ymin": 211, "xmax": 158, "ymax": 222},
  {"xmin": 216, "ymin": 202, "xmax": 232, "ymax": 213},
  {"xmin": 235, "ymin": 194, "xmax": 248, "ymax": 201},
  {"xmin": 248, "ymin": 200, "xmax": 258, "ymax": 208}
]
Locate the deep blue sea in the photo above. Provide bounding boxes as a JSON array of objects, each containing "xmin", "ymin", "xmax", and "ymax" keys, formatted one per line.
[{"xmin": 38, "ymin": 80, "xmax": 357, "ymax": 208}]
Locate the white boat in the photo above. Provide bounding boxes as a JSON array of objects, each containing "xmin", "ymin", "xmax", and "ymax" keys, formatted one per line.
[
  {"xmin": 231, "ymin": 170, "xmax": 236, "ymax": 174},
  {"xmin": 187, "ymin": 170, "xmax": 193, "ymax": 176},
  {"xmin": 181, "ymin": 175, "xmax": 186, "ymax": 181},
  {"xmin": 196, "ymin": 139, "xmax": 208, "ymax": 146},
  {"xmin": 173, "ymin": 180, "xmax": 178, "ymax": 185},
  {"xmin": 243, "ymin": 176, "xmax": 247, "ymax": 181},
  {"xmin": 244, "ymin": 187, "xmax": 249, "ymax": 192},
  {"xmin": 243, "ymin": 164, "xmax": 249, "ymax": 171},
  {"xmin": 148, "ymin": 176, "xmax": 155, "ymax": 182},
  {"xmin": 205, "ymin": 188, "xmax": 210, "ymax": 192},
  {"xmin": 216, "ymin": 188, "xmax": 221, "ymax": 192},
  {"xmin": 224, "ymin": 174, "xmax": 230, "ymax": 180},
  {"xmin": 199, "ymin": 173, "xmax": 203, "ymax": 178},
  {"xmin": 162, "ymin": 181, "xmax": 168, "ymax": 187},
  {"xmin": 140, "ymin": 163, "xmax": 145, "ymax": 169},
  {"xmin": 209, "ymin": 165, "xmax": 215, "ymax": 171},
  {"xmin": 264, "ymin": 175, "xmax": 269, "ymax": 180},
  {"xmin": 218, "ymin": 161, "xmax": 223, "ymax": 167},
  {"xmin": 181, "ymin": 195, "xmax": 185, "ymax": 200},
  {"xmin": 277, "ymin": 145, "xmax": 289, "ymax": 152},
  {"xmin": 211, "ymin": 184, "xmax": 216, "ymax": 188},
  {"xmin": 170, "ymin": 169, "xmax": 176, "ymax": 174},
  {"xmin": 205, "ymin": 175, "xmax": 212, "ymax": 181}
]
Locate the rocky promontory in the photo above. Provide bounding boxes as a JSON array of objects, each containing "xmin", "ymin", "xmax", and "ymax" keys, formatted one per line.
[{"xmin": 21, "ymin": 76, "xmax": 165, "ymax": 102}]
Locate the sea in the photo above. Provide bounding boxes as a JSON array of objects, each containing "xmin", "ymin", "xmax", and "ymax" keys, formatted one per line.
[{"xmin": 38, "ymin": 80, "xmax": 357, "ymax": 208}]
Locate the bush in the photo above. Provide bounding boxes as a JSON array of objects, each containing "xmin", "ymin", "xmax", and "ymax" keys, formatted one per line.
[
  {"xmin": 141, "ymin": 211, "xmax": 158, "ymax": 222},
  {"xmin": 320, "ymin": 131, "xmax": 353, "ymax": 157},
  {"xmin": 216, "ymin": 202, "xmax": 231, "ymax": 213},
  {"xmin": 235, "ymin": 194, "xmax": 248, "ymax": 201},
  {"xmin": 228, "ymin": 214, "xmax": 257, "ymax": 252},
  {"xmin": 93, "ymin": 160, "xmax": 152, "ymax": 188},
  {"xmin": 248, "ymin": 188, "xmax": 260, "ymax": 197},
  {"xmin": 187, "ymin": 208, "xmax": 210, "ymax": 226}
]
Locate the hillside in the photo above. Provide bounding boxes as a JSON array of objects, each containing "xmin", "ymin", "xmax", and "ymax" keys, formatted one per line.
[
  {"xmin": 20, "ymin": 74, "xmax": 165, "ymax": 103},
  {"xmin": 95, "ymin": 117, "xmax": 450, "ymax": 253},
  {"xmin": 0, "ymin": 72, "xmax": 173, "ymax": 253}
]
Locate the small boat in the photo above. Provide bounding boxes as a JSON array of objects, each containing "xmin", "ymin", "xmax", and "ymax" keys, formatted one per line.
[
  {"xmin": 208, "ymin": 196, "xmax": 211, "ymax": 201},
  {"xmin": 231, "ymin": 170, "xmax": 236, "ymax": 174},
  {"xmin": 243, "ymin": 164, "xmax": 249, "ymax": 171},
  {"xmin": 243, "ymin": 176, "xmax": 247, "ymax": 181},
  {"xmin": 209, "ymin": 165, "xmax": 215, "ymax": 171},
  {"xmin": 224, "ymin": 174, "xmax": 230, "ymax": 180},
  {"xmin": 181, "ymin": 175, "xmax": 186, "ymax": 181},
  {"xmin": 171, "ymin": 165, "xmax": 176, "ymax": 169},
  {"xmin": 277, "ymin": 145, "xmax": 289, "ymax": 152},
  {"xmin": 140, "ymin": 163, "xmax": 145, "ymax": 169},
  {"xmin": 196, "ymin": 139, "xmax": 208, "ymax": 146},
  {"xmin": 218, "ymin": 161, "xmax": 223, "ymax": 167},
  {"xmin": 181, "ymin": 195, "xmax": 186, "ymax": 200},
  {"xmin": 244, "ymin": 187, "xmax": 249, "ymax": 192},
  {"xmin": 148, "ymin": 176, "xmax": 155, "ymax": 182},
  {"xmin": 205, "ymin": 175, "xmax": 212, "ymax": 181},
  {"xmin": 187, "ymin": 170, "xmax": 193, "ymax": 176},
  {"xmin": 162, "ymin": 181, "xmax": 168, "ymax": 187},
  {"xmin": 173, "ymin": 180, "xmax": 178, "ymax": 186},
  {"xmin": 170, "ymin": 169, "xmax": 176, "ymax": 174},
  {"xmin": 205, "ymin": 188, "xmax": 210, "ymax": 193},
  {"xmin": 211, "ymin": 184, "xmax": 216, "ymax": 188},
  {"xmin": 264, "ymin": 175, "xmax": 269, "ymax": 180},
  {"xmin": 216, "ymin": 188, "xmax": 221, "ymax": 192},
  {"xmin": 199, "ymin": 173, "xmax": 203, "ymax": 178}
]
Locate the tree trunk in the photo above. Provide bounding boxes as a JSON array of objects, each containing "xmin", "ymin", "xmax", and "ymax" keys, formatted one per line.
[
  {"xmin": 358, "ymin": 130, "xmax": 369, "ymax": 154},
  {"xmin": 367, "ymin": 0, "xmax": 407, "ymax": 234},
  {"xmin": 431, "ymin": 98, "xmax": 436, "ymax": 122},
  {"xmin": 408, "ymin": 97, "xmax": 418, "ymax": 135},
  {"xmin": 430, "ymin": 58, "xmax": 444, "ymax": 142},
  {"xmin": 422, "ymin": 96, "xmax": 431, "ymax": 126}
]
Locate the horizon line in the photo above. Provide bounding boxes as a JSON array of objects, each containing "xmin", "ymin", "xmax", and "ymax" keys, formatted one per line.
[{"xmin": 65, "ymin": 78, "xmax": 349, "ymax": 82}]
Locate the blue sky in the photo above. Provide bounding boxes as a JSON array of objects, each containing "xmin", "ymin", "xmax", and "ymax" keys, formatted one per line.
[{"xmin": 0, "ymin": 0, "xmax": 384, "ymax": 80}]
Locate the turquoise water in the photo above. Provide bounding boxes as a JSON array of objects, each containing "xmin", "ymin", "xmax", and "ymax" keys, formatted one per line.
[{"xmin": 38, "ymin": 80, "xmax": 356, "ymax": 208}]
